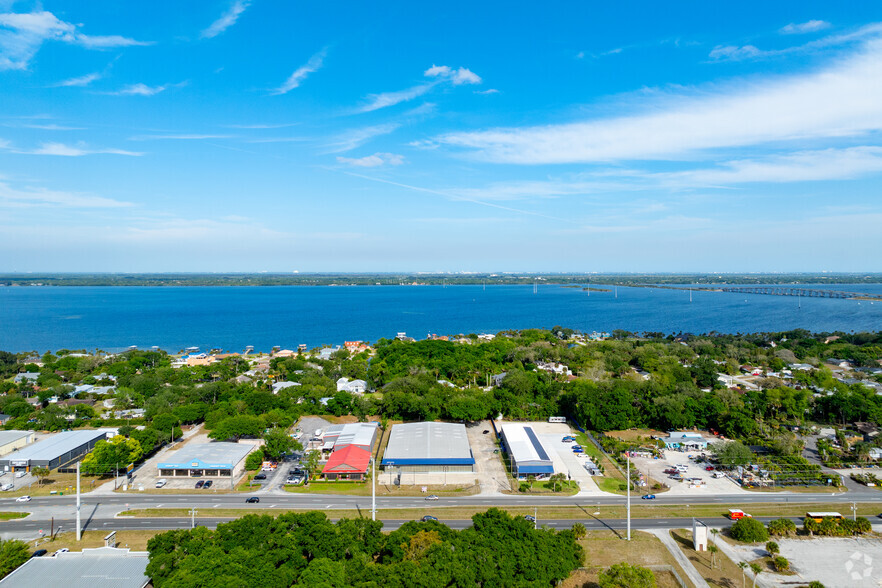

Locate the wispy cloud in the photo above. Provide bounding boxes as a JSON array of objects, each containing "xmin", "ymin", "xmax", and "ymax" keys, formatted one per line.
[
  {"xmin": 202, "ymin": 0, "xmax": 250, "ymax": 39},
  {"xmin": 0, "ymin": 181, "xmax": 134, "ymax": 208},
  {"xmin": 435, "ymin": 33, "xmax": 882, "ymax": 164},
  {"xmin": 780, "ymin": 20, "xmax": 830, "ymax": 35},
  {"xmin": 475, "ymin": 89, "xmax": 499, "ymax": 95},
  {"xmin": 355, "ymin": 64, "xmax": 482, "ymax": 113},
  {"xmin": 324, "ymin": 123, "xmax": 400, "ymax": 153},
  {"xmin": 246, "ymin": 136, "xmax": 307, "ymax": 143},
  {"xmin": 108, "ymin": 82, "xmax": 185, "ymax": 96},
  {"xmin": 710, "ymin": 21, "xmax": 881, "ymax": 62},
  {"xmin": 19, "ymin": 123, "xmax": 84, "ymax": 131},
  {"xmin": 225, "ymin": 122, "xmax": 298, "ymax": 129},
  {"xmin": 708, "ymin": 45, "xmax": 761, "ymax": 60},
  {"xmin": 0, "ymin": 10, "xmax": 149, "ymax": 70},
  {"xmin": 12, "ymin": 142, "xmax": 143, "ymax": 156},
  {"xmin": 54, "ymin": 72, "xmax": 102, "ymax": 87},
  {"xmin": 336, "ymin": 152, "xmax": 405, "ymax": 167},
  {"xmin": 129, "ymin": 133, "xmax": 233, "ymax": 141},
  {"xmin": 271, "ymin": 49, "xmax": 326, "ymax": 95}
]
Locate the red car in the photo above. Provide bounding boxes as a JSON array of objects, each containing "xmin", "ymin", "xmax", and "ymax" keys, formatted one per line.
[{"xmin": 705, "ymin": 466, "xmax": 715, "ymax": 471}]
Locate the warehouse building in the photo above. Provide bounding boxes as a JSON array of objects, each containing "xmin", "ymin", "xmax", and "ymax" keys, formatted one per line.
[
  {"xmin": 319, "ymin": 422, "xmax": 380, "ymax": 481},
  {"xmin": 0, "ymin": 546, "xmax": 148, "ymax": 588},
  {"xmin": 0, "ymin": 429, "xmax": 109, "ymax": 472},
  {"xmin": 381, "ymin": 422, "xmax": 475, "ymax": 484},
  {"xmin": 157, "ymin": 442, "xmax": 254, "ymax": 479},
  {"xmin": 321, "ymin": 422, "xmax": 379, "ymax": 453},
  {"xmin": 499, "ymin": 423, "xmax": 554, "ymax": 478},
  {"xmin": 0, "ymin": 431, "xmax": 35, "ymax": 457}
]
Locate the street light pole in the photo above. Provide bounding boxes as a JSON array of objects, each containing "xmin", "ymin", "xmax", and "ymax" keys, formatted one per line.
[
  {"xmin": 76, "ymin": 461, "xmax": 81, "ymax": 541},
  {"xmin": 371, "ymin": 457, "xmax": 376, "ymax": 521},
  {"xmin": 190, "ymin": 507, "xmax": 197, "ymax": 529},
  {"xmin": 626, "ymin": 454, "xmax": 631, "ymax": 541}
]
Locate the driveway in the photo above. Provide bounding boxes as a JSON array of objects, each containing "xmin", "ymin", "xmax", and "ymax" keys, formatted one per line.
[
  {"xmin": 466, "ymin": 421, "xmax": 510, "ymax": 495},
  {"xmin": 803, "ymin": 435, "xmax": 869, "ymax": 494}
]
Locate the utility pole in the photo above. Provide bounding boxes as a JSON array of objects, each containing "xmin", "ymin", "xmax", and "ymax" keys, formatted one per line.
[
  {"xmin": 626, "ymin": 454, "xmax": 631, "ymax": 541},
  {"xmin": 534, "ymin": 507, "xmax": 537, "ymax": 530},
  {"xmin": 852, "ymin": 502, "xmax": 857, "ymax": 521},
  {"xmin": 371, "ymin": 457, "xmax": 376, "ymax": 521},
  {"xmin": 190, "ymin": 507, "xmax": 197, "ymax": 529},
  {"xmin": 76, "ymin": 461, "xmax": 81, "ymax": 541}
]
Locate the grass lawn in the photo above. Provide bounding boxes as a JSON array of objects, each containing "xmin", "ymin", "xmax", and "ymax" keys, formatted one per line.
[
  {"xmin": 573, "ymin": 432, "xmax": 631, "ymax": 496},
  {"xmin": 0, "ymin": 512, "xmax": 28, "ymax": 520},
  {"xmin": 34, "ymin": 529, "xmax": 162, "ymax": 552},
  {"xmin": 562, "ymin": 529, "xmax": 694, "ymax": 588},
  {"xmin": 121, "ymin": 501, "xmax": 882, "ymax": 522},
  {"xmin": 1, "ymin": 473, "xmax": 102, "ymax": 497},
  {"xmin": 512, "ymin": 479, "xmax": 580, "ymax": 496},
  {"xmin": 671, "ymin": 529, "xmax": 750, "ymax": 588},
  {"xmin": 605, "ymin": 429, "xmax": 667, "ymax": 443},
  {"xmin": 283, "ymin": 481, "xmax": 479, "ymax": 497}
]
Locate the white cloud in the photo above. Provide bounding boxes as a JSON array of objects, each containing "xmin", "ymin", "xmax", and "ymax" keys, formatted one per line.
[
  {"xmin": 0, "ymin": 181, "xmax": 133, "ymax": 208},
  {"xmin": 201, "ymin": 0, "xmax": 250, "ymax": 39},
  {"xmin": 54, "ymin": 72, "xmax": 101, "ymax": 87},
  {"xmin": 271, "ymin": 49, "xmax": 326, "ymax": 95},
  {"xmin": 435, "ymin": 35, "xmax": 882, "ymax": 164},
  {"xmin": 475, "ymin": 88, "xmax": 499, "ymax": 95},
  {"xmin": 357, "ymin": 84, "xmax": 435, "ymax": 113},
  {"xmin": 324, "ymin": 123, "xmax": 401, "ymax": 152},
  {"xmin": 708, "ymin": 45, "xmax": 762, "ymax": 60},
  {"xmin": 10, "ymin": 142, "xmax": 143, "ymax": 156},
  {"xmin": 424, "ymin": 64, "xmax": 482, "ymax": 85},
  {"xmin": 110, "ymin": 83, "xmax": 169, "ymax": 96},
  {"xmin": 336, "ymin": 152, "xmax": 405, "ymax": 167},
  {"xmin": 19, "ymin": 123, "xmax": 84, "ymax": 131},
  {"xmin": 780, "ymin": 20, "xmax": 830, "ymax": 35},
  {"xmin": 129, "ymin": 134, "xmax": 233, "ymax": 141},
  {"xmin": 0, "ymin": 10, "xmax": 148, "ymax": 70}
]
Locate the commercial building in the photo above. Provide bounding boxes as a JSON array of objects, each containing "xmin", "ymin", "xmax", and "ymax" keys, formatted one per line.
[
  {"xmin": 318, "ymin": 422, "xmax": 379, "ymax": 480},
  {"xmin": 0, "ymin": 547, "xmax": 148, "ymax": 588},
  {"xmin": 381, "ymin": 422, "xmax": 475, "ymax": 478},
  {"xmin": 0, "ymin": 429, "xmax": 108, "ymax": 472},
  {"xmin": 157, "ymin": 442, "xmax": 254, "ymax": 478},
  {"xmin": 0, "ymin": 431, "xmax": 35, "ymax": 457},
  {"xmin": 499, "ymin": 423, "xmax": 554, "ymax": 478},
  {"xmin": 321, "ymin": 422, "xmax": 379, "ymax": 453},
  {"xmin": 322, "ymin": 445, "xmax": 372, "ymax": 480},
  {"xmin": 663, "ymin": 431, "xmax": 709, "ymax": 450}
]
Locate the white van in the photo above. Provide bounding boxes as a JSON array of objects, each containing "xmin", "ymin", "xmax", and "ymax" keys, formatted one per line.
[{"xmin": 155, "ymin": 479, "xmax": 168, "ymax": 488}]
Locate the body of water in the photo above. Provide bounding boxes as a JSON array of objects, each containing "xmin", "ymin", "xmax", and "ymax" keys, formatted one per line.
[{"xmin": 1, "ymin": 284, "xmax": 881, "ymax": 352}]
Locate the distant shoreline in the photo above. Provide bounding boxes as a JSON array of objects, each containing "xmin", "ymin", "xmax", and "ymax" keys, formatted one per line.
[{"xmin": 2, "ymin": 272, "xmax": 882, "ymax": 288}]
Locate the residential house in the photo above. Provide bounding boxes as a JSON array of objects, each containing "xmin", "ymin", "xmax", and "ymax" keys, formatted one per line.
[
  {"xmin": 272, "ymin": 381, "xmax": 302, "ymax": 394},
  {"xmin": 13, "ymin": 372, "xmax": 39, "ymax": 384},
  {"xmin": 336, "ymin": 377, "xmax": 367, "ymax": 395},
  {"xmin": 536, "ymin": 362, "xmax": 573, "ymax": 376}
]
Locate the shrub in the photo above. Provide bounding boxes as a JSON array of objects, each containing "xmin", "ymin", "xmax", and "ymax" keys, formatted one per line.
[
  {"xmin": 767, "ymin": 518, "xmax": 796, "ymax": 537},
  {"xmin": 765, "ymin": 541, "xmax": 779, "ymax": 555},
  {"xmin": 730, "ymin": 517, "xmax": 769, "ymax": 543},
  {"xmin": 244, "ymin": 449, "xmax": 264, "ymax": 471},
  {"xmin": 855, "ymin": 517, "xmax": 872, "ymax": 534},
  {"xmin": 772, "ymin": 556, "xmax": 790, "ymax": 572},
  {"xmin": 598, "ymin": 562, "xmax": 657, "ymax": 588}
]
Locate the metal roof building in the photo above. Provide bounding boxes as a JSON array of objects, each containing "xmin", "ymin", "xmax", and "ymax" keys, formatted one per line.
[
  {"xmin": 382, "ymin": 422, "xmax": 475, "ymax": 473},
  {"xmin": 0, "ymin": 429, "xmax": 108, "ymax": 471},
  {"xmin": 322, "ymin": 422, "xmax": 379, "ymax": 452},
  {"xmin": 0, "ymin": 547, "xmax": 148, "ymax": 588},
  {"xmin": 499, "ymin": 423, "xmax": 554, "ymax": 477},
  {"xmin": 0, "ymin": 431, "xmax": 35, "ymax": 457},
  {"xmin": 157, "ymin": 442, "xmax": 254, "ymax": 478}
]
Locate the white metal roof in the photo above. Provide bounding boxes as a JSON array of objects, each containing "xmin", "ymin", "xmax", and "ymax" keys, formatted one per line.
[
  {"xmin": 1, "ymin": 430, "xmax": 108, "ymax": 463},
  {"xmin": 383, "ymin": 422, "xmax": 472, "ymax": 461},
  {"xmin": 0, "ymin": 431, "xmax": 32, "ymax": 447},
  {"xmin": 500, "ymin": 424, "xmax": 552, "ymax": 464}
]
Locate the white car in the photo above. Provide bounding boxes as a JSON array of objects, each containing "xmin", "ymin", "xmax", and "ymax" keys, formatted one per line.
[
  {"xmin": 15, "ymin": 495, "xmax": 31, "ymax": 502},
  {"xmin": 15, "ymin": 472, "xmax": 26, "ymax": 478},
  {"xmin": 155, "ymin": 479, "xmax": 168, "ymax": 488},
  {"xmin": 52, "ymin": 548, "xmax": 69, "ymax": 557},
  {"xmin": 425, "ymin": 494, "xmax": 439, "ymax": 501}
]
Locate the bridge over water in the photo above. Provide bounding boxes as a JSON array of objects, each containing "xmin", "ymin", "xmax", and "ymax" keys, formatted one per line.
[{"xmin": 709, "ymin": 286, "xmax": 881, "ymax": 300}]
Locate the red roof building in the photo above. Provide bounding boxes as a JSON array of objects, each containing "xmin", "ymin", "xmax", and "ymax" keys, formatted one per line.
[{"xmin": 321, "ymin": 445, "xmax": 371, "ymax": 480}]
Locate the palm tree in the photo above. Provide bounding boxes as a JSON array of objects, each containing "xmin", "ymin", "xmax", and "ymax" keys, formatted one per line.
[
  {"xmin": 750, "ymin": 562, "xmax": 762, "ymax": 588},
  {"xmin": 708, "ymin": 545, "xmax": 719, "ymax": 569},
  {"xmin": 738, "ymin": 561, "xmax": 748, "ymax": 588},
  {"xmin": 572, "ymin": 522, "xmax": 586, "ymax": 539}
]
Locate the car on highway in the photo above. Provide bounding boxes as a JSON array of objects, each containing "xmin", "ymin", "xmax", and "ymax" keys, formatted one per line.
[
  {"xmin": 203, "ymin": 480, "xmax": 213, "ymax": 489},
  {"xmin": 194, "ymin": 480, "xmax": 205, "ymax": 489},
  {"xmin": 31, "ymin": 549, "xmax": 47, "ymax": 558},
  {"xmin": 421, "ymin": 515, "xmax": 438, "ymax": 522},
  {"xmin": 246, "ymin": 497, "xmax": 260, "ymax": 503},
  {"xmin": 15, "ymin": 495, "xmax": 31, "ymax": 502},
  {"xmin": 425, "ymin": 494, "xmax": 439, "ymax": 501},
  {"xmin": 641, "ymin": 494, "xmax": 656, "ymax": 500},
  {"xmin": 524, "ymin": 515, "xmax": 536, "ymax": 523}
]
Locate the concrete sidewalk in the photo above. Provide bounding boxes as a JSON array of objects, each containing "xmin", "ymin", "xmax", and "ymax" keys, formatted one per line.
[{"xmin": 647, "ymin": 528, "xmax": 711, "ymax": 588}]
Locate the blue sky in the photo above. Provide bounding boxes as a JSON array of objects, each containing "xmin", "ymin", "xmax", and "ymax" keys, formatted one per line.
[{"xmin": 2, "ymin": 1, "xmax": 882, "ymax": 272}]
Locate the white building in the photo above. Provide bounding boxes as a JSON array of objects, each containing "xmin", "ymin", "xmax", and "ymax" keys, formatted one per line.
[{"xmin": 336, "ymin": 377, "xmax": 367, "ymax": 394}]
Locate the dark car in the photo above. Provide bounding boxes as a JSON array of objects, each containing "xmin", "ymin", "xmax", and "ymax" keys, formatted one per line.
[
  {"xmin": 642, "ymin": 494, "xmax": 656, "ymax": 500},
  {"xmin": 246, "ymin": 497, "xmax": 260, "ymax": 503},
  {"xmin": 524, "ymin": 515, "xmax": 536, "ymax": 523},
  {"xmin": 194, "ymin": 480, "xmax": 205, "ymax": 488},
  {"xmin": 254, "ymin": 473, "xmax": 267, "ymax": 480},
  {"xmin": 203, "ymin": 480, "xmax": 212, "ymax": 488},
  {"xmin": 32, "ymin": 549, "xmax": 47, "ymax": 558},
  {"xmin": 421, "ymin": 515, "xmax": 438, "ymax": 522},
  {"xmin": 483, "ymin": 430, "xmax": 490, "ymax": 434}
]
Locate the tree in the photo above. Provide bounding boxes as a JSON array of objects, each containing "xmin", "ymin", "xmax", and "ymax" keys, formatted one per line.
[
  {"xmin": 572, "ymin": 522, "xmax": 587, "ymax": 539},
  {"xmin": 750, "ymin": 562, "xmax": 762, "ymax": 588},
  {"xmin": 730, "ymin": 517, "xmax": 769, "ymax": 543},
  {"xmin": 262, "ymin": 427, "xmax": 301, "ymax": 461},
  {"xmin": 245, "ymin": 449, "xmax": 265, "ymax": 471},
  {"xmin": 0, "ymin": 538, "xmax": 29, "ymax": 580},
  {"xmin": 31, "ymin": 466, "xmax": 50, "ymax": 486},
  {"xmin": 767, "ymin": 518, "xmax": 797, "ymax": 537},
  {"xmin": 549, "ymin": 472, "xmax": 567, "ymax": 492},
  {"xmin": 708, "ymin": 544, "xmax": 719, "ymax": 569},
  {"xmin": 598, "ymin": 563, "xmax": 657, "ymax": 588},
  {"xmin": 807, "ymin": 582, "xmax": 825, "ymax": 588},
  {"xmin": 765, "ymin": 540, "xmax": 779, "ymax": 555},
  {"xmin": 207, "ymin": 415, "xmax": 263, "ymax": 441},
  {"xmin": 710, "ymin": 440, "xmax": 754, "ymax": 467},
  {"xmin": 304, "ymin": 450, "xmax": 322, "ymax": 479},
  {"xmin": 80, "ymin": 436, "xmax": 143, "ymax": 476},
  {"xmin": 772, "ymin": 556, "xmax": 789, "ymax": 572},
  {"xmin": 738, "ymin": 561, "xmax": 748, "ymax": 588}
]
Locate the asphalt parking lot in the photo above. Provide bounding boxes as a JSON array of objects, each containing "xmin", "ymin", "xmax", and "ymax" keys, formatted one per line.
[{"xmin": 632, "ymin": 449, "xmax": 749, "ymax": 496}]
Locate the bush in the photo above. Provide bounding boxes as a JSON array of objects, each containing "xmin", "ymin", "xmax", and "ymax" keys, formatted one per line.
[
  {"xmin": 244, "ymin": 449, "xmax": 265, "ymax": 471},
  {"xmin": 598, "ymin": 562, "xmax": 657, "ymax": 588},
  {"xmin": 765, "ymin": 541, "xmax": 779, "ymax": 555},
  {"xmin": 772, "ymin": 556, "xmax": 790, "ymax": 572},
  {"xmin": 730, "ymin": 517, "xmax": 769, "ymax": 543},
  {"xmin": 767, "ymin": 518, "xmax": 796, "ymax": 537}
]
